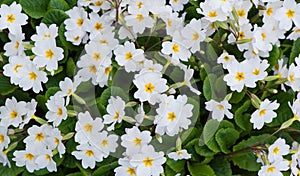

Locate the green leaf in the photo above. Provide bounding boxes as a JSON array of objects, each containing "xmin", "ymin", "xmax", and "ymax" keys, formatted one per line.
[
  {"xmin": 289, "ymin": 38, "xmax": 300, "ymax": 65},
  {"xmin": 36, "ymin": 94, "xmax": 47, "ymax": 111},
  {"xmin": 42, "ymin": 9, "xmax": 69, "ymax": 26},
  {"xmin": 58, "ymin": 23, "xmax": 82, "ymax": 51},
  {"xmin": 0, "ymin": 76, "xmax": 18, "ymax": 95},
  {"xmin": 195, "ymin": 145, "xmax": 216, "ymax": 157},
  {"xmin": 234, "ymin": 100, "xmax": 252, "ymax": 131},
  {"xmin": 182, "ymin": 127, "xmax": 201, "ymax": 147},
  {"xmin": 267, "ymin": 45, "xmax": 280, "ymax": 71},
  {"xmin": 45, "ymin": 86, "xmax": 60, "ymax": 100},
  {"xmin": 92, "ymin": 161, "xmax": 118, "ymax": 176},
  {"xmin": 166, "ymin": 159, "xmax": 185, "ymax": 173},
  {"xmin": 66, "ymin": 173, "xmax": 83, "ymax": 176},
  {"xmin": 202, "ymin": 119, "xmax": 221, "ymax": 153},
  {"xmin": 187, "ymin": 97, "xmax": 201, "ymax": 125},
  {"xmin": 203, "ymin": 74, "xmax": 217, "ymax": 100},
  {"xmin": 215, "ymin": 128, "xmax": 239, "ymax": 154},
  {"xmin": 188, "ymin": 163, "xmax": 216, "ymax": 176},
  {"xmin": 65, "ymin": 0, "xmax": 77, "ymax": 6},
  {"xmin": 98, "ymin": 86, "xmax": 128, "ymax": 107},
  {"xmin": 231, "ymin": 134, "xmax": 276, "ymax": 171},
  {"xmin": 0, "ymin": 161, "xmax": 24, "ymax": 176},
  {"xmin": 48, "ymin": 0, "xmax": 70, "ymax": 11},
  {"xmin": 209, "ymin": 157, "xmax": 232, "ymax": 176},
  {"xmin": 230, "ymin": 91, "xmax": 245, "ymax": 104},
  {"xmin": 20, "ymin": 0, "xmax": 50, "ymax": 19},
  {"xmin": 66, "ymin": 57, "xmax": 76, "ymax": 77}
]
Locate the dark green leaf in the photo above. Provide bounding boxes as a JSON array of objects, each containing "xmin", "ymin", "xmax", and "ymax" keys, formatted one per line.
[
  {"xmin": 215, "ymin": 128, "xmax": 239, "ymax": 154},
  {"xmin": 92, "ymin": 161, "xmax": 118, "ymax": 176},
  {"xmin": 188, "ymin": 163, "xmax": 216, "ymax": 176},
  {"xmin": 209, "ymin": 157, "xmax": 232, "ymax": 176},
  {"xmin": 48, "ymin": 0, "xmax": 70, "ymax": 11},
  {"xmin": 42, "ymin": 9, "xmax": 69, "ymax": 26},
  {"xmin": 289, "ymin": 38, "xmax": 300, "ymax": 65},
  {"xmin": 20, "ymin": 0, "xmax": 50, "ymax": 19},
  {"xmin": 0, "ymin": 76, "xmax": 18, "ymax": 95}
]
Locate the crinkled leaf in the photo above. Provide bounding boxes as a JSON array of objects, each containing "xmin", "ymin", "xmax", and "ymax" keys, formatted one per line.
[{"xmin": 20, "ymin": 0, "xmax": 50, "ymax": 19}]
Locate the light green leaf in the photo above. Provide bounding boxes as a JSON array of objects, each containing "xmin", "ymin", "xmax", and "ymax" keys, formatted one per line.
[{"xmin": 188, "ymin": 163, "xmax": 216, "ymax": 176}]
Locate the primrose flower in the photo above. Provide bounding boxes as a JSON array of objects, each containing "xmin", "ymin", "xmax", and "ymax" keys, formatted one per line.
[
  {"xmin": 170, "ymin": 0, "xmax": 189, "ymax": 12},
  {"xmin": 258, "ymin": 160, "xmax": 289, "ymax": 176},
  {"xmin": 168, "ymin": 149, "xmax": 191, "ymax": 161},
  {"xmin": 274, "ymin": 0, "xmax": 300, "ymax": 31},
  {"xmin": 0, "ymin": 2, "xmax": 28, "ymax": 34},
  {"xmin": 268, "ymin": 138, "xmax": 290, "ymax": 163},
  {"xmin": 250, "ymin": 99, "xmax": 280, "ymax": 130},
  {"xmin": 45, "ymin": 94, "xmax": 68, "ymax": 127},
  {"xmin": 103, "ymin": 96, "xmax": 126, "ymax": 131},
  {"xmin": 205, "ymin": 99, "xmax": 233, "ymax": 122},
  {"xmin": 31, "ymin": 23, "xmax": 58, "ymax": 42}
]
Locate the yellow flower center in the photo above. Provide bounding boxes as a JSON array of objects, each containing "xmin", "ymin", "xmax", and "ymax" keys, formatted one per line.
[
  {"xmin": 100, "ymin": 39, "xmax": 108, "ymax": 45},
  {"xmin": 10, "ymin": 110, "xmax": 18, "ymax": 119},
  {"xmin": 137, "ymin": 2, "xmax": 143, "ymax": 9},
  {"xmin": 57, "ymin": 107, "xmax": 63, "ymax": 116},
  {"xmin": 193, "ymin": 33, "xmax": 199, "ymax": 41},
  {"xmin": 85, "ymin": 150, "xmax": 94, "ymax": 157},
  {"xmin": 89, "ymin": 65, "xmax": 97, "ymax": 74},
  {"xmin": 272, "ymin": 147, "xmax": 280, "ymax": 154},
  {"xmin": 125, "ymin": 52, "xmax": 133, "ymax": 60},
  {"xmin": 286, "ymin": 9, "xmax": 295, "ymax": 18},
  {"xmin": 252, "ymin": 69, "xmax": 260, "ymax": 75},
  {"xmin": 167, "ymin": 19, "xmax": 172, "ymax": 26},
  {"xmin": 126, "ymin": 167, "xmax": 136, "ymax": 176},
  {"xmin": 25, "ymin": 153, "xmax": 34, "ymax": 161},
  {"xmin": 93, "ymin": 52, "xmax": 101, "ymax": 61},
  {"xmin": 259, "ymin": 109, "xmax": 266, "ymax": 116},
  {"xmin": 84, "ymin": 123, "xmax": 93, "ymax": 132},
  {"xmin": 290, "ymin": 74, "xmax": 295, "ymax": 83},
  {"xmin": 217, "ymin": 104, "xmax": 224, "ymax": 110},
  {"xmin": 0, "ymin": 134, "xmax": 4, "ymax": 143},
  {"xmin": 6, "ymin": 14, "xmax": 16, "ymax": 23},
  {"xmin": 54, "ymin": 137, "xmax": 59, "ymax": 145},
  {"xmin": 35, "ymin": 132, "xmax": 45, "ymax": 142},
  {"xmin": 237, "ymin": 10, "xmax": 246, "ymax": 17},
  {"xmin": 167, "ymin": 112, "xmax": 176, "ymax": 122},
  {"xmin": 13, "ymin": 64, "xmax": 22, "ymax": 73},
  {"xmin": 45, "ymin": 49, "xmax": 54, "ymax": 59},
  {"xmin": 208, "ymin": 11, "xmax": 217, "ymax": 18},
  {"xmin": 74, "ymin": 36, "xmax": 80, "ymax": 41},
  {"xmin": 45, "ymin": 154, "xmax": 51, "ymax": 161},
  {"xmin": 238, "ymin": 32, "xmax": 245, "ymax": 40},
  {"xmin": 77, "ymin": 18, "xmax": 84, "ymax": 26},
  {"xmin": 94, "ymin": 23, "xmax": 103, "ymax": 30},
  {"xmin": 133, "ymin": 137, "xmax": 142, "ymax": 146},
  {"xmin": 145, "ymin": 83, "xmax": 155, "ymax": 93},
  {"xmin": 105, "ymin": 66, "xmax": 111, "ymax": 75},
  {"xmin": 172, "ymin": 43, "xmax": 180, "ymax": 53},
  {"xmin": 143, "ymin": 157, "xmax": 153, "ymax": 167},
  {"xmin": 15, "ymin": 41, "xmax": 19, "ymax": 49},
  {"xmin": 29, "ymin": 72, "xmax": 37, "ymax": 81},
  {"xmin": 95, "ymin": 1, "xmax": 103, "ymax": 6},
  {"xmin": 261, "ymin": 33, "xmax": 267, "ymax": 41},
  {"xmin": 295, "ymin": 29, "xmax": 300, "ymax": 33},
  {"xmin": 235, "ymin": 72, "xmax": 245, "ymax": 82},
  {"xmin": 267, "ymin": 166, "xmax": 276, "ymax": 173},
  {"xmin": 101, "ymin": 139, "xmax": 109, "ymax": 147},
  {"xmin": 266, "ymin": 8, "xmax": 273, "ymax": 16},
  {"xmin": 114, "ymin": 111, "xmax": 119, "ymax": 120},
  {"xmin": 136, "ymin": 14, "xmax": 144, "ymax": 22}
]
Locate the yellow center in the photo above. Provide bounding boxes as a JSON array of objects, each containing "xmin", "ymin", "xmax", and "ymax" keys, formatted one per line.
[
  {"xmin": 6, "ymin": 14, "xmax": 16, "ymax": 23},
  {"xmin": 286, "ymin": 9, "xmax": 295, "ymax": 18},
  {"xmin": 35, "ymin": 132, "xmax": 44, "ymax": 142},
  {"xmin": 74, "ymin": 36, "xmax": 80, "ymax": 41},
  {"xmin": 126, "ymin": 167, "xmax": 136, "ymax": 176},
  {"xmin": 45, "ymin": 49, "xmax": 54, "ymax": 59},
  {"xmin": 167, "ymin": 112, "xmax": 176, "ymax": 122},
  {"xmin": 142, "ymin": 157, "xmax": 153, "ymax": 167},
  {"xmin": 95, "ymin": 1, "xmax": 103, "ymax": 6},
  {"xmin": 93, "ymin": 52, "xmax": 101, "ymax": 61},
  {"xmin": 85, "ymin": 150, "xmax": 94, "ymax": 157},
  {"xmin": 114, "ymin": 111, "xmax": 119, "ymax": 120},
  {"xmin": 193, "ymin": 33, "xmax": 199, "ymax": 41},
  {"xmin": 252, "ymin": 69, "xmax": 260, "ymax": 75},
  {"xmin": 235, "ymin": 72, "xmax": 245, "ymax": 81},
  {"xmin": 217, "ymin": 104, "xmax": 224, "ymax": 110},
  {"xmin": 13, "ymin": 64, "xmax": 22, "ymax": 73},
  {"xmin": 44, "ymin": 34, "xmax": 51, "ymax": 38},
  {"xmin": 125, "ymin": 52, "xmax": 133, "ymax": 60},
  {"xmin": 15, "ymin": 41, "xmax": 19, "ymax": 49},
  {"xmin": 94, "ymin": 23, "xmax": 103, "ymax": 30},
  {"xmin": 208, "ymin": 11, "xmax": 217, "ymax": 18},
  {"xmin": 101, "ymin": 139, "xmax": 109, "ymax": 147},
  {"xmin": 266, "ymin": 8, "xmax": 273, "ymax": 16},
  {"xmin": 137, "ymin": 2, "xmax": 143, "ymax": 9},
  {"xmin": 259, "ymin": 109, "xmax": 266, "ymax": 116},
  {"xmin": 174, "ymin": 0, "xmax": 178, "ymax": 3},
  {"xmin": 290, "ymin": 74, "xmax": 295, "ymax": 83},
  {"xmin": 172, "ymin": 44, "xmax": 180, "ymax": 53},
  {"xmin": 238, "ymin": 32, "xmax": 245, "ymax": 40},
  {"xmin": 136, "ymin": 14, "xmax": 144, "ymax": 22},
  {"xmin": 261, "ymin": 33, "xmax": 267, "ymax": 41},
  {"xmin": 84, "ymin": 123, "xmax": 93, "ymax": 132},
  {"xmin": 10, "ymin": 110, "xmax": 18, "ymax": 119},
  {"xmin": 237, "ymin": 10, "xmax": 246, "ymax": 17},
  {"xmin": 54, "ymin": 137, "xmax": 59, "ymax": 145},
  {"xmin": 105, "ymin": 66, "xmax": 111, "ymax": 75},
  {"xmin": 272, "ymin": 147, "xmax": 280, "ymax": 154},
  {"xmin": 295, "ymin": 29, "xmax": 300, "ymax": 33},
  {"xmin": 25, "ymin": 153, "xmax": 34, "ymax": 161},
  {"xmin": 45, "ymin": 154, "xmax": 51, "ymax": 161},
  {"xmin": 100, "ymin": 39, "xmax": 108, "ymax": 45},
  {"xmin": 167, "ymin": 19, "xmax": 172, "ymax": 26},
  {"xmin": 0, "ymin": 134, "xmax": 4, "ymax": 143},
  {"xmin": 133, "ymin": 137, "xmax": 142, "ymax": 146},
  {"xmin": 29, "ymin": 72, "xmax": 37, "ymax": 81},
  {"xmin": 67, "ymin": 88, "xmax": 72, "ymax": 95},
  {"xmin": 267, "ymin": 166, "xmax": 276, "ymax": 173},
  {"xmin": 145, "ymin": 83, "xmax": 155, "ymax": 93},
  {"xmin": 77, "ymin": 18, "xmax": 84, "ymax": 26},
  {"xmin": 89, "ymin": 65, "xmax": 97, "ymax": 74},
  {"xmin": 57, "ymin": 107, "xmax": 63, "ymax": 116}
]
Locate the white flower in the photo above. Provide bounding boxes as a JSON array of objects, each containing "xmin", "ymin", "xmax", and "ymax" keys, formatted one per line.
[
  {"xmin": 92, "ymin": 131, "xmax": 118, "ymax": 158},
  {"xmin": 125, "ymin": 8, "xmax": 154, "ymax": 34},
  {"xmin": 170, "ymin": 0, "xmax": 188, "ymax": 12},
  {"xmin": 31, "ymin": 23, "xmax": 58, "ymax": 42},
  {"xmin": 231, "ymin": 0, "xmax": 252, "ymax": 25},
  {"xmin": 0, "ymin": 152, "xmax": 10, "ymax": 168},
  {"xmin": 72, "ymin": 143, "xmax": 104, "ymax": 169},
  {"xmin": 208, "ymin": 0, "xmax": 234, "ymax": 13},
  {"xmin": 154, "ymin": 95, "xmax": 193, "ymax": 136},
  {"xmin": 286, "ymin": 62, "xmax": 300, "ymax": 91},
  {"xmin": 75, "ymin": 111, "xmax": 104, "ymax": 144},
  {"xmin": 45, "ymin": 127, "xmax": 65, "ymax": 157},
  {"xmin": 181, "ymin": 19, "xmax": 206, "ymax": 53},
  {"xmin": 268, "ymin": 138, "xmax": 290, "ymax": 163},
  {"xmin": 258, "ymin": 160, "xmax": 289, "ymax": 176},
  {"xmin": 161, "ymin": 11, "xmax": 184, "ymax": 36},
  {"xmin": 250, "ymin": 99, "xmax": 280, "ymax": 130},
  {"xmin": 32, "ymin": 41, "xmax": 64, "ymax": 72},
  {"xmin": 168, "ymin": 149, "xmax": 191, "ymax": 160},
  {"xmin": 4, "ymin": 31, "xmax": 25, "ymax": 57},
  {"xmin": 287, "ymin": 27, "xmax": 300, "ymax": 41},
  {"xmin": 89, "ymin": 0, "xmax": 111, "ymax": 13},
  {"xmin": 274, "ymin": 0, "xmax": 300, "ymax": 31},
  {"xmin": 121, "ymin": 126, "xmax": 152, "ymax": 155},
  {"xmin": 13, "ymin": 148, "xmax": 39, "ymax": 173},
  {"xmin": 0, "ymin": 97, "xmax": 27, "ymax": 128},
  {"xmin": 217, "ymin": 52, "xmax": 238, "ymax": 70},
  {"xmin": 197, "ymin": 2, "xmax": 228, "ymax": 22},
  {"xmin": 228, "ymin": 23, "xmax": 253, "ymax": 52},
  {"xmin": 114, "ymin": 41, "xmax": 145, "ymax": 72},
  {"xmin": 86, "ymin": 12, "xmax": 112, "ymax": 40},
  {"xmin": 133, "ymin": 71, "xmax": 168, "ymax": 105},
  {"xmin": 115, "ymin": 158, "xmax": 137, "ymax": 176},
  {"xmin": 45, "ymin": 94, "xmax": 67, "ymax": 127},
  {"xmin": 252, "ymin": 23, "xmax": 277, "ymax": 53},
  {"xmin": 248, "ymin": 58, "xmax": 269, "ymax": 82},
  {"xmin": 90, "ymin": 30, "xmax": 119, "ymax": 49},
  {"xmin": 23, "ymin": 125, "xmax": 49, "ymax": 149},
  {"xmin": 19, "ymin": 99, "xmax": 37, "ymax": 129},
  {"xmin": 0, "ymin": 2, "xmax": 28, "ymax": 34},
  {"xmin": 205, "ymin": 99, "xmax": 233, "ymax": 122},
  {"xmin": 35, "ymin": 149, "xmax": 57, "ymax": 172},
  {"xmin": 178, "ymin": 64, "xmax": 201, "ymax": 95},
  {"xmin": 103, "ymin": 96, "xmax": 126, "ymax": 131},
  {"xmin": 0, "ymin": 126, "xmax": 10, "ymax": 151},
  {"xmin": 57, "ymin": 77, "xmax": 80, "ymax": 105}
]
